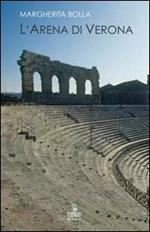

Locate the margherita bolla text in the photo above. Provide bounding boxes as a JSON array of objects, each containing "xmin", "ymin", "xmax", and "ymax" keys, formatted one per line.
[{"xmin": 19, "ymin": 10, "xmax": 91, "ymax": 18}]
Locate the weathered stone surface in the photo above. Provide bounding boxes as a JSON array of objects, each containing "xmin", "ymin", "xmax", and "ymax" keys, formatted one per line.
[{"xmin": 17, "ymin": 50, "xmax": 101, "ymax": 104}]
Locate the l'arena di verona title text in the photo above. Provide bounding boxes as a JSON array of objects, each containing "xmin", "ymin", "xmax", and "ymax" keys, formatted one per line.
[
  {"xmin": 19, "ymin": 11, "xmax": 133, "ymax": 35},
  {"xmin": 20, "ymin": 24, "xmax": 133, "ymax": 35}
]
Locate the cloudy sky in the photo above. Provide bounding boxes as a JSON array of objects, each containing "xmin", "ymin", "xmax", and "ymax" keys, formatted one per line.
[{"xmin": 1, "ymin": 1, "xmax": 149, "ymax": 92}]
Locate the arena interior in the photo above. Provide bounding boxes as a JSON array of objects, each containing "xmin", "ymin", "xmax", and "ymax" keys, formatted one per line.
[{"xmin": 1, "ymin": 104, "xmax": 149, "ymax": 231}]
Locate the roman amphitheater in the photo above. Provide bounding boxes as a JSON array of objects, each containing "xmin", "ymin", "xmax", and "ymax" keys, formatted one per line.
[{"xmin": 1, "ymin": 51, "xmax": 149, "ymax": 231}]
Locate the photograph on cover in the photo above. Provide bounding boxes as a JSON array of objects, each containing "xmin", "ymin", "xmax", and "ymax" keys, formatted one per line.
[{"xmin": 1, "ymin": 1, "xmax": 149, "ymax": 231}]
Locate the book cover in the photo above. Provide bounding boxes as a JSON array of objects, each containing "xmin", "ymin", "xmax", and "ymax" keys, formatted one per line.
[{"xmin": 1, "ymin": 1, "xmax": 149, "ymax": 231}]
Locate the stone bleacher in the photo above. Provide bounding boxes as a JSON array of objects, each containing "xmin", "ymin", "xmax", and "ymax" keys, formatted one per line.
[
  {"xmin": 2, "ymin": 105, "xmax": 149, "ymax": 231},
  {"xmin": 117, "ymin": 141, "xmax": 149, "ymax": 192},
  {"xmin": 31, "ymin": 105, "xmax": 149, "ymax": 124}
]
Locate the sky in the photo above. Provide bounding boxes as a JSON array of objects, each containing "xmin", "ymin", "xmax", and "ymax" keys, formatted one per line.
[{"xmin": 1, "ymin": 1, "xmax": 149, "ymax": 92}]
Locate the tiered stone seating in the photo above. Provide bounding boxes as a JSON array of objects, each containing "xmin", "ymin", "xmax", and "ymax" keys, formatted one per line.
[
  {"xmin": 30, "ymin": 105, "xmax": 149, "ymax": 125},
  {"xmin": 32, "ymin": 119, "xmax": 148, "ymax": 230},
  {"xmin": 1, "ymin": 105, "xmax": 149, "ymax": 231},
  {"xmin": 119, "ymin": 117, "xmax": 149, "ymax": 141},
  {"xmin": 118, "ymin": 142, "xmax": 149, "ymax": 192}
]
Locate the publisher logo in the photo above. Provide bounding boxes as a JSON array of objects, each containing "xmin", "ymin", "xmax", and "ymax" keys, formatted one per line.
[{"xmin": 67, "ymin": 204, "xmax": 82, "ymax": 222}]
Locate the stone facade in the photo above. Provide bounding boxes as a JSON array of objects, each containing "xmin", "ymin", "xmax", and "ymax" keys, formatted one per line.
[{"xmin": 17, "ymin": 50, "xmax": 101, "ymax": 104}]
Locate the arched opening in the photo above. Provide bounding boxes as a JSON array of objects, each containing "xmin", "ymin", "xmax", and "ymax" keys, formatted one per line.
[
  {"xmin": 85, "ymin": 80, "xmax": 92, "ymax": 95},
  {"xmin": 33, "ymin": 72, "xmax": 42, "ymax": 92},
  {"xmin": 69, "ymin": 77, "xmax": 77, "ymax": 94},
  {"xmin": 52, "ymin": 75, "xmax": 60, "ymax": 93}
]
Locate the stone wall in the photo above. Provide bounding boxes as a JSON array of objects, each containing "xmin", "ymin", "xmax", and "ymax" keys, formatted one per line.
[{"xmin": 17, "ymin": 50, "xmax": 101, "ymax": 104}]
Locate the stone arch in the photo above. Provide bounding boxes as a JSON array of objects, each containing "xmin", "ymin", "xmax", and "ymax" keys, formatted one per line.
[
  {"xmin": 85, "ymin": 80, "xmax": 92, "ymax": 95},
  {"xmin": 52, "ymin": 75, "xmax": 60, "ymax": 93},
  {"xmin": 69, "ymin": 77, "xmax": 77, "ymax": 94},
  {"xmin": 18, "ymin": 50, "xmax": 101, "ymax": 104},
  {"xmin": 33, "ymin": 72, "xmax": 42, "ymax": 92}
]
